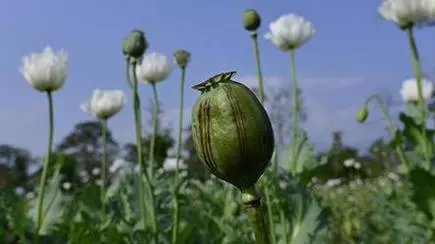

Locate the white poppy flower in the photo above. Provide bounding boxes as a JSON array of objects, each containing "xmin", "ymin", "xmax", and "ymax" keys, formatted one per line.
[
  {"xmin": 379, "ymin": 0, "xmax": 435, "ymax": 26},
  {"xmin": 14, "ymin": 187, "xmax": 25, "ymax": 196},
  {"xmin": 343, "ymin": 158, "xmax": 355, "ymax": 167},
  {"xmin": 26, "ymin": 191, "xmax": 36, "ymax": 200},
  {"xmin": 62, "ymin": 182, "xmax": 72, "ymax": 190},
  {"xmin": 400, "ymin": 78, "xmax": 434, "ymax": 102},
  {"xmin": 353, "ymin": 162, "xmax": 361, "ymax": 170},
  {"xmin": 110, "ymin": 158, "xmax": 127, "ymax": 173},
  {"xmin": 20, "ymin": 46, "xmax": 68, "ymax": 92},
  {"xmin": 92, "ymin": 167, "xmax": 100, "ymax": 176},
  {"xmin": 264, "ymin": 13, "xmax": 315, "ymax": 51},
  {"xmin": 81, "ymin": 89, "xmax": 126, "ymax": 120},
  {"xmin": 162, "ymin": 157, "xmax": 187, "ymax": 171},
  {"xmin": 95, "ymin": 179, "xmax": 103, "ymax": 186},
  {"xmin": 136, "ymin": 52, "xmax": 172, "ymax": 84}
]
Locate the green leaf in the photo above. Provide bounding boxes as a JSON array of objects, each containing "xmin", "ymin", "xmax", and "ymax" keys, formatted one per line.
[
  {"xmin": 399, "ymin": 112, "xmax": 434, "ymax": 158},
  {"xmin": 28, "ymin": 166, "xmax": 65, "ymax": 235},
  {"xmin": 279, "ymin": 129, "xmax": 316, "ymax": 174},
  {"xmin": 409, "ymin": 167, "xmax": 435, "ymax": 222},
  {"xmin": 290, "ymin": 199, "xmax": 328, "ymax": 244}
]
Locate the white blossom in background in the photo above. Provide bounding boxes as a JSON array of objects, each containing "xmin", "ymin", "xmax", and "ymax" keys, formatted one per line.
[
  {"xmin": 62, "ymin": 182, "xmax": 72, "ymax": 190},
  {"xmin": 20, "ymin": 46, "xmax": 68, "ymax": 92},
  {"xmin": 264, "ymin": 13, "xmax": 315, "ymax": 51},
  {"xmin": 79, "ymin": 170, "xmax": 89, "ymax": 183},
  {"xmin": 163, "ymin": 157, "xmax": 187, "ymax": 171},
  {"xmin": 378, "ymin": 0, "xmax": 435, "ymax": 27},
  {"xmin": 180, "ymin": 171, "xmax": 188, "ymax": 178},
  {"xmin": 343, "ymin": 158, "xmax": 355, "ymax": 168},
  {"xmin": 325, "ymin": 178, "xmax": 341, "ymax": 188},
  {"xmin": 134, "ymin": 165, "xmax": 140, "ymax": 173},
  {"xmin": 95, "ymin": 179, "xmax": 103, "ymax": 186},
  {"xmin": 400, "ymin": 78, "xmax": 434, "ymax": 102},
  {"xmin": 353, "ymin": 162, "xmax": 361, "ymax": 170},
  {"xmin": 388, "ymin": 172, "xmax": 400, "ymax": 181},
  {"xmin": 26, "ymin": 192, "xmax": 36, "ymax": 200},
  {"xmin": 136, "ymin": 52, "xmax": 172, "ymax": 84},
  {"xmin": 92, "ymin": 168, "xmax": 100, "ymax": 176},
  {"xmin": 81, "ymin": 89, "xmax": 126, "ymax": 120},
  {"xmin": 110, "ymin": 158, "xmax": 128, "ymax": 173},
  {"xmin": 14, "ymin": 187, "xmax": 25, "ymax": 196}
]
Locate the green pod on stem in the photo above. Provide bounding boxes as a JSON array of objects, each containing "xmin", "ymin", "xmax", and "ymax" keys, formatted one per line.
[{"xmin": 191, "ymin": 71, "xmax": 274, "ymax": 189}]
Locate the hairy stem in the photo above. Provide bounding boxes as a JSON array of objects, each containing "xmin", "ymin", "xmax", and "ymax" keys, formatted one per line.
[
  {"xmin": 149, "ymin": 83, "xmax": 160, "ymax": 178},
  {"xmin": 407, "ymin": 27, "xmax": 431, "ymax": 170},
  {"xmin": 100, "ymin": 119, "xmax": 108, "ymax": 222},
  {"xmin": 35, "ymin": 91, "xmax": 54, "ymax": 243},
  {"xmin": 129, "ymin": 59, "xmax": 158, "ymax": 243},
  {"xmin": 289, "ymin": 50, "xmax": 298, "ymax": 173},
  {"xmin": 241, "ymin": 186, "xmax": 270, "ymax": 244},
  {"xmin": 172, "ymin": 67, "xmax": 186, "ymax": 244}
]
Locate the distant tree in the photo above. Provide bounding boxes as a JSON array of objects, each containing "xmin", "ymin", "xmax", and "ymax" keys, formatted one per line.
[
  {"xmin": 56, "ymin": 120, "xmax": 119, "ymax": 180},
  {"xmin": 263, "ymin": 86, "xmax": 307, "ymax": 149},
  {"xmin": 0, "ymin": 144, "xmax": 36, "ymax": 189},
  {"xmin": 182, "ymin": 125, "xmax": 209, "ymax": 181},
  {"xmin": 123, "ymin": 128, "xmax": 174, "ymax": 170}
]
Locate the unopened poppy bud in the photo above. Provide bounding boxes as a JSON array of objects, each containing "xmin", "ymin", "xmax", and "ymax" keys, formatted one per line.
[
  {"xmin": 122, "ymin": 29, "xmax": 148, "ymax": 58},
  {"xmin": 191, "ymin": 71, "xmax": 274, "ymax": 189},
  {"xmin": 243, "ymin": 9, "xmax": 261, "ymax": 32},
  {"xmin": 173, "ymin": 49, "xmax": 191, "ymax": 69},
  {"xmin": 356, "ymin": 106, "xmax": 368, "ymax": 123}
]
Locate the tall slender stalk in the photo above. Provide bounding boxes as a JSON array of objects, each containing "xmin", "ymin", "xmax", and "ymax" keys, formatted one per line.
[
  {"xmin": 406, "ymin": 27, "xmax": 431, "ymax": 170},
  {"xmin": 100, "ymin": 119, "xmax": 108, "ymax": 222},
  {"xmin": 149, "ymin": 83, "xmax": 160, "ymax": 178},
  {"xmin": 172, "ymin": 67, "xmax": 186, "ymax": 244},
  {"xmin": 289, "ymin": 50, "xmax": 298, "ymax": 173},
  {"xmin": 365, "ymin": 94, "xmax": 409, "ymax": 171},
  {"xmin": 264, "ymin": 188, "xmax": 276, "ymax": 244},
  {"xmin": 241, "ymin": 186, "xmax": 270, "ymax": 244},
  {"xmin": 251, "ymin": 32, "xmax": 265, "ymax": 102},
  {"xmin": 35, "ymin": 91, "xmax": 54, "ymax": 243},
  {"xmin": 129, "ymin": 59, "xmax": 158, "ymax": 242},
  {"xmin": 175, "ymin": 68, "xmax": 186, "ymax": 182},
  {"xmin": 250, "ymin": 31, "xmax": 276, "ymax": 243}
]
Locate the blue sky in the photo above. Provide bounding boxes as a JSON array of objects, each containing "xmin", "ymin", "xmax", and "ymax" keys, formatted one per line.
[{"xmin": 1, "ymin": 0, "xmax": 435, "ymax": 156}]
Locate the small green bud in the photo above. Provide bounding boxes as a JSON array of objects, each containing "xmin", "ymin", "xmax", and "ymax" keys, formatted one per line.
[
  {"xmin": 122, "ymin": 29, "xmax": 148, "ymax": 58},
  {"xmin": 356, "ymin": 106, "xmax": 368, "ymax": 123},
  {"xmin": 243, "ymin": 9, "xmax": 261, "ymax": 32},
  {"xmin": 173, "ymin": 49, "xmax": 191, "ymax": 69},
  {"xmin": 191, "ymin": 71, "xmax": 274, "ymax": 189}
]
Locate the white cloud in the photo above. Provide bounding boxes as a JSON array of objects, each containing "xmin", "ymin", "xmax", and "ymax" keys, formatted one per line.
[
  {"xmin": 301, "ymin": 76, "xmax": 365, "ymax": 89},
  {"xmin": 236, "ymin": 75, "xmax": 284, "ymax": 88}
]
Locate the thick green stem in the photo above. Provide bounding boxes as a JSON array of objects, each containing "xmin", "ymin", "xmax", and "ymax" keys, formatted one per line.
[
  {"xmin": 289, "ymin": 50, "xmax": 298, "ymax": 174},
  {"xmin": 250, "ymin": 32, "xmax": 277, "ymax": 242},
  {"xmin": 175, "ymin": 68, "xmax": 186, "ymax": 182},
  {"xmin": 365, "ymin": 94, "xmax": 409, "ymax": 172},
  {"xmin": 264, "ymin": 188, "xmax": 276, "ymax": 244},
  {"xmin": 100, "ymin": 119, "xmax": 108, "ymax": 222},
  {"xmin": 241, "ymin": 186, "xmax": 270, "ymax": 244},
  {"xmin": 407, "ymin": 27, "xmax": 431, "ymax": 170},
  {"xmin": 279, "ymin": 210, "xmax": 288, "ymax": 244},
  {"xmin": 35, "ymin": 91, "xmax": 54, "ymax": 243},
  {"xmin": 171, "ymin": 190, "xmax": 180, "ymax": 244},
  {"xmin": 129, "ymin": 59, "xmax": 158, "ymax": 243},
  {"xmin": 149, "ymin": 83, "xmax": 160, "ymax": 178},
  {"xmin": 172, "ymin": 67, "xmax": 186, "ymax": 244},
  {"xmin": 250, "ymin": 32, "xmax": 265, "ymax": 103}
]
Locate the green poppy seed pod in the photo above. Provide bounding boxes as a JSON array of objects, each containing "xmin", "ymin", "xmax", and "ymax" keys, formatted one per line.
[
  {"xmin": 243, "ymin": 9, "xmax": 261, "ymax": 32},
  {"xmin": 356, "ymin": 106, "xmax": 368, "ymax": 123},
  {"xmin": 191, "ymin": 71, "xmax": 274, "ymax": 189},
  {"xmin": 173, "ymin": 49, "xmax": 191, "ymax": 69},
  {"xmin": 122, "ymin": 29, "xmax": 148, "ymax": 58}
]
